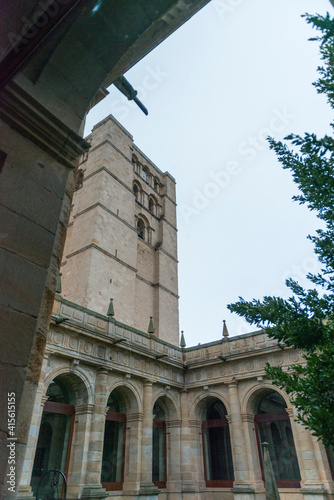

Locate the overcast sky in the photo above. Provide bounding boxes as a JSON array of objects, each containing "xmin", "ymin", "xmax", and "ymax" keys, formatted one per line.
[{"xmin": 85, "ymin": 0, "xmax": 333, "ymax": 347}]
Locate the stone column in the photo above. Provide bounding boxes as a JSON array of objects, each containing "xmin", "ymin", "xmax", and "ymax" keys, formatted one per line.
[
  {"xmin": 228, "ymin": 381, "xmax": 255, "ymax": 500},
  {"xmin": 123, "ymin": 412, "xmax": 143, "ymax": 493},
  {"xmin": 68, "ymin": 404, "xmax": 94, "ymax": 499},
  {"xmin": 166, "ymin": 419, "xmax": 182, "ymax": 493},
  {"xmin": 82, "ymin": 368, "xmax": 108, "ymax": 499},
  {"xmin": 180, "ymin": 390, "xmax": 200, "ymax": 496},
  {"xmin": 241, "ymin": 412, "xmax": 263, "ymax": 490},
  {"xmin": 17, "ymin": 354, "xmax": 49, "ymax": 499},
  {"xmin": 287, "ymin": 408, "xmax": 327, "ymax": 500},
  {"xmin": 139, "ymin": 380, "xmax": 159, "ymax": 498}
]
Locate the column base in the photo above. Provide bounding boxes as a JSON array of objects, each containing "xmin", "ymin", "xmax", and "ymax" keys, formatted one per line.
[
  {"xmin": 81, "ymin": 484, "xmax": 109, "ymax": 499},
  {"xmin": 232, "ymin": 483, "xmax": 255, "ymax": 500},
  {"xmin": 301, "ymin": 485, "xmax": 329, "ymax": 500},
  {"xmin": 138, "ymin": 481, "xmax": 160, "ymax": 498},
  {"xmin": 181, "ymin": 481, "xmax": 197, "ymax": 492},
  {"xmin": 16, "ymin": 485, "xmax": 34, "ymax": 499}
]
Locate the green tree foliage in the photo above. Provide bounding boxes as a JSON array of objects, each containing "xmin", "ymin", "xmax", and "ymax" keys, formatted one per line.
[{"xmin": 227, "ymin": 13, "xmax": 334, "ymax": 448}]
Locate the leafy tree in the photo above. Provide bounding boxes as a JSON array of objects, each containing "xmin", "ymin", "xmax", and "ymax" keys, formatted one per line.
[{"xmin": 227, "ymin": 13, "xmax": 334, "ymax": 448}]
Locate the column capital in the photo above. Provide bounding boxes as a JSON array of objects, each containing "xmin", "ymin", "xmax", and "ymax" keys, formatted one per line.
[
  {"xmin": 127, "ymin": 412, "xmax": 143, "ymax": 422},
  {"xmin": 41, "ymin": 395, "xmax": 49, "ymax": 407},
  {"xmin": 166, "ymin": 419, "xmax": 182, "ymax": 428},
  {"xmin": 241, "ymin": 412, "xmax": 255, "ymax": 423},
  {"xmin": 97, "ymin": 367, "xmax": 108, "ymax": 376},
  {"xmin": 143, "ymin": 379, "xmax": 154, "ymax": 387},
  {"xmin": 189, "ymin": 419, "xmax": 201, "ymax": 428},
  {"xmin": 286, "ymin": 407, "xmax": 295, "ymax": 418},
  {"xmin": 228, "ymin": 379, "xmax": 239, "ymax": 388},
  {"xmin": 76, "ymin": 403, "xmax": 94, "ymax": 415}
]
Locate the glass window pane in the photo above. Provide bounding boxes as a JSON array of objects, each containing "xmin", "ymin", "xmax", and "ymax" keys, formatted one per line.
[
  {"xmin": 153, "ymin": 424, "xmax": 166, "ymax": 482},
  {"xmin": 31, "ymin": 412, "xmax": 72, "ymax": 495},
  {"xmin": 203, "ymin": 425, "xmax": 234, "ymax": 481},
  {"xmin": 258, "ymin": 419, "xmax": 301, "ymax": 481},
  {"xmin": 101, "ymin": 420, "xmax": 125, "ymax": 483}
]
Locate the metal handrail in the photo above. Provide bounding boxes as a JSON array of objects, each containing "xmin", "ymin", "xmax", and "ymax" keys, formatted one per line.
[{"xmin": 36, "ymin": 469, "xmax": 67, "ymax": 500}]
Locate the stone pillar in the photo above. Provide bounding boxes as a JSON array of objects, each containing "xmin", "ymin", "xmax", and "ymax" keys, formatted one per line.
[
  {"xmin": 82, "ymin": 368, "xmax": 108, "ymax": 499},
  {"xmin": 287, "ymin": 408, "xmax": 327, "ymax": 500},
  {"xmin": 241, "ymin": 412, "xmax": 264, "ymax": 490},
  {"xmin": 68, "ymin": 403, "xmax": 94, "ymax": 499},
  {"xmin": 139, "ymin": 380, "xmax": 159, "ymax": 498},
  {"xmin": 180, "ymin": 390, "xmax": 199, "ymax": 496},
  {"xmin": 123, "ymin": 412, "xmax": 143, "ymax": 494},
  {"xmin": 166, "ymin": 419, "xmax": 182, "ymax": 493},
  {"xmin": 17, "ymin": 354, "xmax": 49, "ymax": 499},
  {"xmin": 310, "ymin": 434, "xmax": 334, "ymax": 489},
  {"xmin": 0, "ymin": 83, "xmax": 89, "ymax": 496},
  {"xmin": 228, "ymin": 381, "xmax": 255, "ymax": 500}
]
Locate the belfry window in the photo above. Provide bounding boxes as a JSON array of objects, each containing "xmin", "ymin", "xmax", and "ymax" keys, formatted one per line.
[
  {"xmin": 149, "ymin": 197, "xmax": 155, "ymax": 215},
  {"xmin": 101, "ymin": 391, "xmax": 126, "ymax": 491},
  {"xmin": 133, "ymin": 182, "xmax": 140, "ymax": 201},
  {"xmin": 142, "ymin": 166, "xmax": 149, "ymax": 182},
  {"xmin": 137, "ymin": 218, "xmax": 145, "ymax": 240},
  {"xmin": 255, "ymin": 391, "xmax": 301, "ymax": 488},
  {"xmin": 152, "ymin": 401, "xmax": 167, "ymax": 488},
  {"xmin": 202, "ymin": 399, "xmax": 234, "ymax": 487}
]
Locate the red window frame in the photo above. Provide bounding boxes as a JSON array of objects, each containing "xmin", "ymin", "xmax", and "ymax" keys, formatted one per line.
[
  {"xmin": 255, "ymin": 412, "xmax": 301, "ymax": 488},
  {"xmin": 101, "ymin": 410, "xmax": 126, "ymax": 492},
  {"xmin": 202, "ymin": 418, "xmax": 234, "ymax": 488},
  {"xmin": 153, "ymin": 418, "xmax": 167, "ymax": 489}
]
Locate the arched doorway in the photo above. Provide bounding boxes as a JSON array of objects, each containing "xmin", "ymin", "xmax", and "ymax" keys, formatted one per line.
[
  {"xmin": 255, "ymin": 391, "xmax": 301, "ymax": 487},
  {"xmin": 101, "ymin": 389, "xmax": 127, "ymax": 491},
  {"xmin": 30, "ymin": 376, "xmax": 76, "ymax": 495},
  {"xmin": 152, "ymin": 401, "xmax": 167, "ymax": 488},
  {"xmin": 202, "ymin": 399, "xmax": 234, "ymax": 487}
]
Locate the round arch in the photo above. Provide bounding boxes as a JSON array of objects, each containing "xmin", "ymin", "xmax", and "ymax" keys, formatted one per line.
[
  {"xmin": 106, "ymin": 380, "xmax": 142, "ymax": 414},
  {"xmin": 43, "ymin": 367, "xmax": 92, "ymax": 405},
  {"xmin": 152, "ymin": 392, "xmax": 181, "ymax": 422},
  {"xmin": 242, "ymin": 383, "xmax": 292, "ymax": 416},
  {"xmin": 190, "ymin": 391, "xmax": 231, "ymax": 422}
]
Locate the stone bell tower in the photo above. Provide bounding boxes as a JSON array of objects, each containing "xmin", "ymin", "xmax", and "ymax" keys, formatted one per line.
[{"xmin": 61, "ymin": 115, "xmax": 179, "ymax": 345}]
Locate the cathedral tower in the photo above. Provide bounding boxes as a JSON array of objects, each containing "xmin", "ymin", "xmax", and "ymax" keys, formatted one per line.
[{"xmin": 61, "ymin": 115, "xmax": 179, "ymax": 345}]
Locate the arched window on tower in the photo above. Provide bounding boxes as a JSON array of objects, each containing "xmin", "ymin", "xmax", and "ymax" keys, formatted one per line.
[
  {"xmin": 133, "ymin": 182, "xmax": 142, "ymax": 203},
  {"xmin": 202, "ymin": 399, "xmax": 234, "ymax": 487},
  {"xmin": 132, "ymin": 154, "xmax": 140, "ymax": 175},
  {"xmin": 255, "ymin": 391, "xmax": 301, "ymax": 488},
  {"xmin": 137, "ymin": 218, "xmax": 145, "ymax": 240},
  {"xmin": 152, "ymin": 401, "xmax": 167, "ymax": 488},
  {"xmin": 142, "ymin": 166, "xmax": 149, "ymax": 182},
  {"xmin": 149, "ymin": 196, "xmax": 155, "ymax": 215}
]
